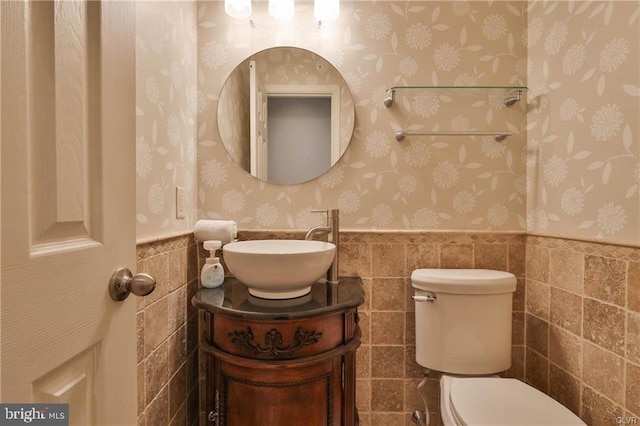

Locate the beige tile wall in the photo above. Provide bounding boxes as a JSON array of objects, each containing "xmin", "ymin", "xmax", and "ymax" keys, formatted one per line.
[
  {"xmin": 525, "ymin": 235, "xmax": 640, "ymax": 425},
  {"xmin": 235, "ymin": 230, "xmax": 526, "ymax": 426},
  {"xmin": 136, "ymin": 235, "xmax": 200, "ymax": 426}
]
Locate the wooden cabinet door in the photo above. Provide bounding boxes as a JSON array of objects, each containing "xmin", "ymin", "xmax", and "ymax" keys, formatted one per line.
[{"xmin": 210, "ymin": 355, "xmax": 342, "ymax": 426}]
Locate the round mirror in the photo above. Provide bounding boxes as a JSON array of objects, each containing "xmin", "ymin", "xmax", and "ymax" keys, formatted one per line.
[{"xmin": 217, "ymin": 47, "xmax": 355, "ymax": 185}]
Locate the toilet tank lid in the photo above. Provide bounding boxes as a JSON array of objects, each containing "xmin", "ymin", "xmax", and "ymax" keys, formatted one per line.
[{"xmin": 411, "ymin": 269, "xmax": 516, "ymax": 294}]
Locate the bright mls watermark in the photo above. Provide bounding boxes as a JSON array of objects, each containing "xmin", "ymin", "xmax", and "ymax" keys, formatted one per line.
[
  {"xmin": 616, "ymin": 417, "xmax": 639, "ymax": 425},
  {"xmin": 0, "ymin": 404, "xmax": 68, "ymax": 425}
]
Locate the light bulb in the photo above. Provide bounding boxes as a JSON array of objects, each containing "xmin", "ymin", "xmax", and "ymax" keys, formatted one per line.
[
  {"xmin": 268, "ymin": 0, "xmax": 294, "ymax": 20},
  {"xmin": 225, "ymin": 0, "xmax": 252, "ymax": 19},
  {"xmin": 314, "ymin": 0, "xmax": 340, "ymax": 21}
]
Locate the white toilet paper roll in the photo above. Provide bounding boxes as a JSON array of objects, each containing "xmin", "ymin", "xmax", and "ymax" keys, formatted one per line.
[{"xmin": 194, "ymin": 220, "xmax": 238, "ymax": 243}]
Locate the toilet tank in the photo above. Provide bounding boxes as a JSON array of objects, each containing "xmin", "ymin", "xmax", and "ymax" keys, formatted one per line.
[{"xmin": 412, "ymin": 269, "xmax": 517, "ymax": 375}]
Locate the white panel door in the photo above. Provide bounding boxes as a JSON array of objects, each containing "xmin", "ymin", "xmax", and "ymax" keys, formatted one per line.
[{"xmin": 1, "ymin": 1, "xmax": 137, "ymax": 424}]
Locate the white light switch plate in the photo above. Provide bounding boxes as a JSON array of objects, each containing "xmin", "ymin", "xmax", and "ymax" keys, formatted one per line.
[{"xmin": 176, "ymin": 186, "xmax": 186, "ymax": 219}]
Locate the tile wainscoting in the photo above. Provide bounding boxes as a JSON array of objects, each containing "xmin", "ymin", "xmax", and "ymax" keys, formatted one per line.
[
  {"xmin": 136, "ymin": 234, "xmax": 200, "ymax": 426},
  {"xmin": 525, "ymin": 235, "xmax": 640, "ymax": 426},
  {"xmin": 143, "ymin": 230, "xmax": 639, "ymax": 426}
]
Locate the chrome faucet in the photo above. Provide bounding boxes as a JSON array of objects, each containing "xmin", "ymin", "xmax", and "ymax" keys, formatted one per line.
[{"xmin": 305, "ymin": 209, "xmax": 339, "ymax": 285}]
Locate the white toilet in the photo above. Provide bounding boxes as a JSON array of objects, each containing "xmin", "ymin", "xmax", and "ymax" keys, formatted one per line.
[{"xmin": 412, "ymin": 268, "xmax": 586, "ymax": 426}]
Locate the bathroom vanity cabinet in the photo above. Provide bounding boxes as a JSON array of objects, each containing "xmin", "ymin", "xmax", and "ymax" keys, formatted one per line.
[{"xmin": 193, "ymin": 277, "xmax": 364, "ymax": 426}]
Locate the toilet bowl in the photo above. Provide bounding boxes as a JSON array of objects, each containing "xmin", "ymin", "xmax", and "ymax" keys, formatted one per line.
[
  {"xmin": 440, "ymin": 375, "xmax": 585, "ymax": 425},
  {"xmin": 412, "ymin": 269, "xmax": 585, "ymax": 426}
]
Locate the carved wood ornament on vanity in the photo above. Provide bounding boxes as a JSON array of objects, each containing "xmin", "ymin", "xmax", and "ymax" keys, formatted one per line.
[{"xmin": 228, "ymin": 327, "xmax": 323, "ymax": 356}]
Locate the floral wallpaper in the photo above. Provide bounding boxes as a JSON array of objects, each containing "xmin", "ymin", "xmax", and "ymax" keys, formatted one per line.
[
  {"xmin": 136, "ymin": 1, "xmax": 198, "ymax": 241},
  {"xmin": 526, "ymin": 1, "xmax": 640, "ymax": 245},
  {"xmin": 134, "ymin": 1, "xmax": 640, "ymax": 247},
  {"xmin": 197, "ymin": 1, "xmax": 529, "ymax": 231}
]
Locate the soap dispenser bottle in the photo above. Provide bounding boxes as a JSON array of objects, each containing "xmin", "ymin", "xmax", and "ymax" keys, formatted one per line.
[{"xmin": 201, "ymin": 240, "xmax": 224, "ymax": 288}]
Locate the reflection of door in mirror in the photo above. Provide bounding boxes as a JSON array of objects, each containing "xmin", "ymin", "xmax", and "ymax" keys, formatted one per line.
[
  {"xmin": 267, "ymin": 96, "xmax": 332, "ymax": 184},
  {"xmin": 249, "ymin": 60, "xmax": 268, "ymax": 180},
  {"xmin": 259, "ymin": 84, "xmax": 340, "ymax": 184}
]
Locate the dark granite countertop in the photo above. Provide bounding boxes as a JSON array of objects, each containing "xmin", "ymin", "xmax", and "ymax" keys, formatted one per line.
[{"xmin": 192, "ymin": 276, "xmax": 364, "ymax": 320}]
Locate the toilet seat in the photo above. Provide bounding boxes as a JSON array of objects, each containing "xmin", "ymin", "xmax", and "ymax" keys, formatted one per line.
[{"xmin": 442, "ymin": 376, "xmax": 586, "ymax": 426}]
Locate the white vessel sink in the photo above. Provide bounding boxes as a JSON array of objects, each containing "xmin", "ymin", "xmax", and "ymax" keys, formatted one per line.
[{"xmin": 222, "ymin": 239, "xmax": 336, "ymax": 299}]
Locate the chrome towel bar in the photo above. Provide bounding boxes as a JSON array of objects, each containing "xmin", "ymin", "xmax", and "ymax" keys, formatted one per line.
[{"xmin": 395, "ymin": 130, "xmax": 511, "ymax": 142}]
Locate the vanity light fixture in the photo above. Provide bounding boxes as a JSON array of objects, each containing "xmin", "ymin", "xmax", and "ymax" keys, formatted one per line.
[
  {"xmin": 314, "ymin": 0, "xmax": 340, "ymax": 22},
  {"xmin": 269, "ymin": 0, "xmax": 295, "ymax": 19},
  {"xmin": 225, "ymin": 0, "xmax": 252, "ymax": 19},
  {"xmin": 224, "ymin": 0, "xmax": 340, "ymax": 21}
]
